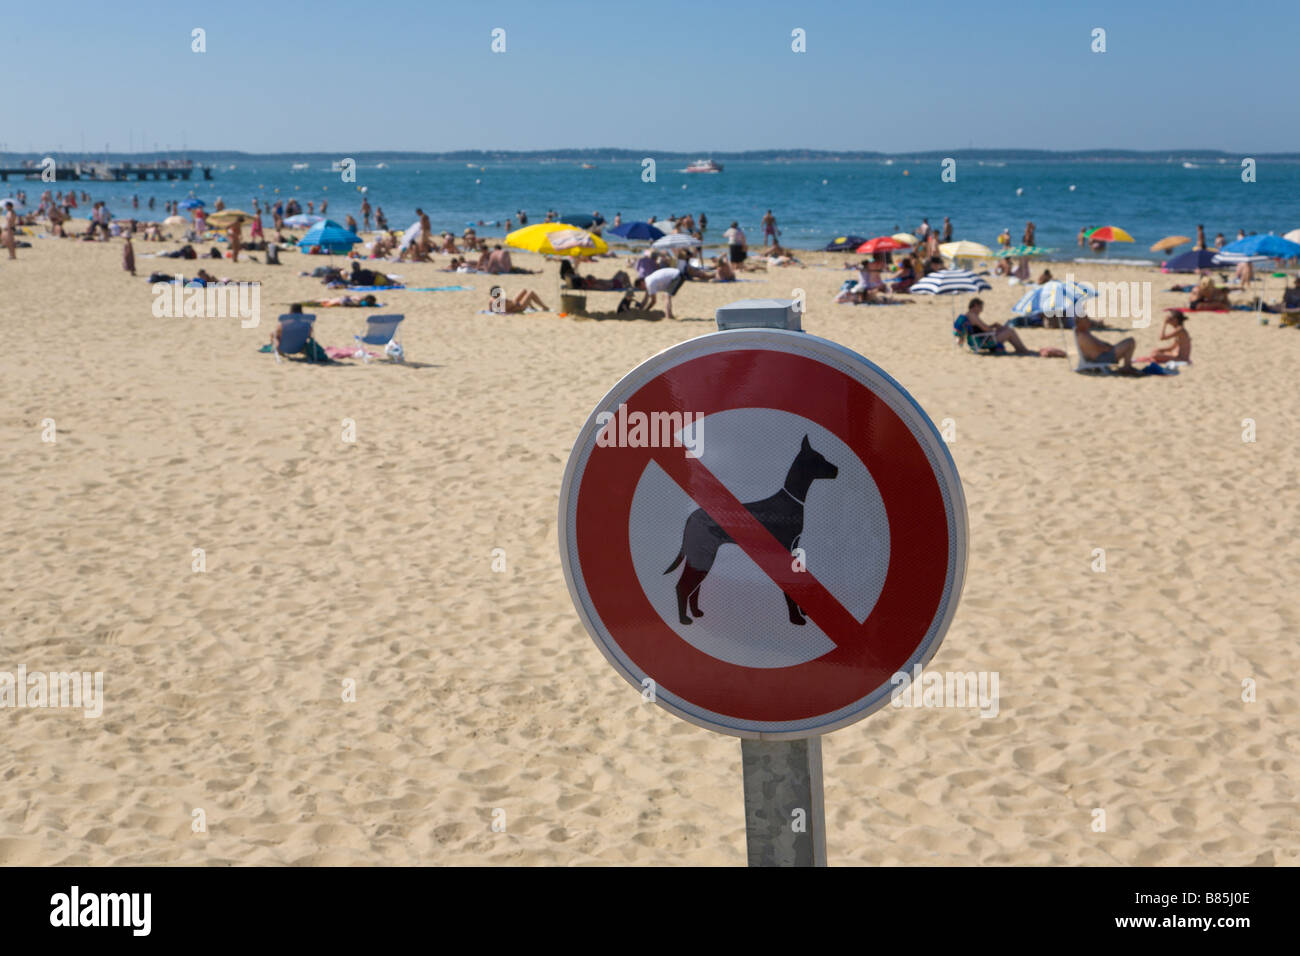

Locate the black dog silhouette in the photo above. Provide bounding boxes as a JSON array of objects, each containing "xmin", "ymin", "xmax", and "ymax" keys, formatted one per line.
[{"xmin": 664, "ymin": 435, "xmax": 838, "ymax": 626}]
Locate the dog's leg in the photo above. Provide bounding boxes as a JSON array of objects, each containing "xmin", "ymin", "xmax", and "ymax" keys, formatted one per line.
[
  {"xmin": 675, "ymin": 565, "xmax": 707, "ymax": 625},
  {"xmin": 689, "ymin": 583, "xmax": 703, "ymax": 620},
  {"xmin": 784, "ymin": 592, "xmax": 807, "ymax": 626}
]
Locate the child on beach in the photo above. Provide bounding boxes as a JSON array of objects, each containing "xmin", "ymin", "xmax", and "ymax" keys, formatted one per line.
[{"xmin": 122, "ymin": 234, "xmax": 135, "ymax": 276}]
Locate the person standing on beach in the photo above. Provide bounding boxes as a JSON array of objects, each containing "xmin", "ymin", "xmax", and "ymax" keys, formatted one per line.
[
  {"xmin": 1195, "ymin": 224, "xmax": 1207, "ymax": 250},
  {"xmin": 918, "ymin": 217, "xmax": 931, "ymax": 240},
  {"xmin": 418, "ymin": 208, "xmax": 432, "ymax": 252},
  {"xmin": 122, "ymin": 232, "xmax": 135, "ymax": 275},
  {"xmin": 1213, "ymin": 232, "xmax": 1225, "ymax": 249},
  {"xmin": 375, "ymin": 207, "xmax": 387, "ymax": 232},
  {"xmin": 942, "ymin": 217, "xmax": 953, "ymax": 243},
  {"xmin": 346, "ymin": 214, "xmax": 359, "ymax": 237},
  {"xmin": 361, "ymin": 197, "xmax": 372, "ymax": 231},
  {"xmin": 724, "ymin": 221, "xmax": 747, "ymax": 268},
  {"xmin": 1023, "ymin": 221, "xmax": 1036, "ymax": 246},
  {"xmin": 698, "ymin": 212, "xmax": 707, "ymax": 238},
  {"xmin": 320, "ymin": 199, "xmax": 328, "ymax": 216},
  {"xmin": 3, "ymin": 205, "xmax": 17, "ymax": 259},
  {"xmin": 228, "ymin": 220, "xmax": 242, "ymax": 263},
  {"xmin": 761, "ymin": 210, "xmax": 778, "ymax": 246}
]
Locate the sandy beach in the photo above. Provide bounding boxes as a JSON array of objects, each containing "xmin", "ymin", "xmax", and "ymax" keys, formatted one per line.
[{"xmin": 0, "ymin": 231, "xmax": 1296, "ymax": 867}]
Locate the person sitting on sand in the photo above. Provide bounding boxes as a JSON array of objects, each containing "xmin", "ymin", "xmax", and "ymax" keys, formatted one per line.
[
  {"xmin": 1189, "ymin": 275, "xmax": 1231, "ymax": 310},
  {"xmin": 892, "ymin": 256, "xmax": 917, "ymax": 292},
  {"xmin": 961, "ymin": 298, "xmax": 1035, "ymax": 355},
  {"xmin": 488, "ymin": 286, "xmax": 549, "ymax": 314},
  {"xmin": 1074, "ymin": 312, "xmax": 1136, "ymax": 368},
  {"xmin": 1036, "ymin": 268, "xmax": 1054, "ymax": 285},
  {"xmin": 1144, "ymin": 309, "xmax": 1192, "ymax": 363},
  {"xmin": 441, "ymin": 233, "xmax": 459, "ymax": 255},
  {"xmin": 1260, "ymin": 275, "xmax": 1300, "ymax": 313},
  {"xmin": 712, "ymin": 255, "xmax": 735, "ymax": 282}
]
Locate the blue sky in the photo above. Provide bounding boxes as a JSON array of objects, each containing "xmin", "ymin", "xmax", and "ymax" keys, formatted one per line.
[{"xmin": 2, "ymin": 0, "xmax": 1295, "ymax": 154}]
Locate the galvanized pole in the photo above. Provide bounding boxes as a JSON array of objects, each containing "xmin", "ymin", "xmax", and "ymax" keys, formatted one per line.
[
  {"xmin": 716, "ymin": 297, "xmax": 827, "ymax": 867},
  {"xmin": 741, "ymin": 736, "xmax": 827, "ymax": 866}
]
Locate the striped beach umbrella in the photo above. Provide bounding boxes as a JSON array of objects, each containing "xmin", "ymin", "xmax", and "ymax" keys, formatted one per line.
[
  {"xmin": 910, "ymin": 269, "xmax": 992, "ymax": 296},
  {"xmin": 911, "ymin": 269, "xmax": 991, "ymax": 315},
  {"xmin": 651, "ymin": 233, "xmax": 703, "ymax": 250},
  {"xmin": 1012, "ymin": 280, "xmax": 1097, "ymax": 317}
]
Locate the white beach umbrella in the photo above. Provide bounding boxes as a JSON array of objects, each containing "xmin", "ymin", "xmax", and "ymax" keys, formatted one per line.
[
  {"xmin": 1284, "ymin": 229, "xmax": 1300, "ymax": 245},
  {"xmin": 399, "ymin": 221, "xmax": 422, "ymax": 250},
  {"xmin": 652, "ymin": 233, "xmax": 702, "ymax": 250}
]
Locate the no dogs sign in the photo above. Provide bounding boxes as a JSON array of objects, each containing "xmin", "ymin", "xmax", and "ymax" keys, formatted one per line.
[{"xmin": 558, "ymin": 329, "xmax": 968, "ymax": 738}]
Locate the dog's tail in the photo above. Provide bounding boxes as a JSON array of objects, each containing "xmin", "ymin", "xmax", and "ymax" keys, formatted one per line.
[{"xmin": 663, "ymin": 549, "xmax": 685, "ymax": 574}]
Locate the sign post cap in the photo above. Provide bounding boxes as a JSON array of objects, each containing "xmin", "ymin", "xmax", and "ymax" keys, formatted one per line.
[{"xmin": 716, "ymin": 298, "xmax": 802, "ymax": 332}]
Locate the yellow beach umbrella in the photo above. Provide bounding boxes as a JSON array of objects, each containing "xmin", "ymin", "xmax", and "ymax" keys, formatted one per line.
[
  {"xmin": 1150, "ymin": 235, "xmax": 1191, "ymax": 252},
  {"xmin": 206, "ymin": 209, "xmax": 258, "ymax": 227},
  {"xmin": 506, "ymin": 222, "xmax": 608, "ymax": 257},
  {"xmin": 892, "ymin": 232, "xmax": 919, "ymax": 245},
  {"xmin": 939, "ymin": 240, "xmax": 993, "ymax": 259}
]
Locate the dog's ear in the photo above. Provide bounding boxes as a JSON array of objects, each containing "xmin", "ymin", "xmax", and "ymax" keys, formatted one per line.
[{"xmin": 801, "ymin": 434, "xmax": 811, "ymax": 452}]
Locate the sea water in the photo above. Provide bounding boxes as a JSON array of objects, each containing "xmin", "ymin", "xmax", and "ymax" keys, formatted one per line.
[{"xmin": 15, "ymin": 156, "xmax": 1300, "ymax": 262}]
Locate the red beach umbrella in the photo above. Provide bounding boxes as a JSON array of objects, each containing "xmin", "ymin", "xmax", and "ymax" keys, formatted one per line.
[{"xmin": 855, "ymin": 236, "xmax": 907, "ymax": 254}]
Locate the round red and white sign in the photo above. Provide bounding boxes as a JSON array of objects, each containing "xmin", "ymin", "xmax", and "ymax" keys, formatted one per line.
[{"xmin": 558, "ymin": 329, "xmax": 967, "ymax": 739}]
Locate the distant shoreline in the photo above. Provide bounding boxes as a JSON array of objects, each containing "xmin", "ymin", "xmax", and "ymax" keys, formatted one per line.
[{"xmin": 7, "ymin": 149, "xmax": 1300, "ymax": 163}]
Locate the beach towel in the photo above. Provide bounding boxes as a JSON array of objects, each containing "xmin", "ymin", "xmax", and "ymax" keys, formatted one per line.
[
  {"xmin": 404, "ymin": 285, "xmax": 473, "ymax": 292},
  {"xmin": 346, "ymin": 284, "xmax": 406, "ymax": 291},
  {"xmin": 325, "ymin": 346, "xmax": 377, "ymax": 360}
]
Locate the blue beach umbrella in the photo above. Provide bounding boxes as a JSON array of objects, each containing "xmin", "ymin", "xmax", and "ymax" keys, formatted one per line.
[
  {"xmin": 607, "ymin": 220, "xmax": 666, "ymax": 241},
  {"xmin": 297, "ymin": 219, "xmax": 361, "ymax": 254},
  {"xmin": 1164, "ymin": 249, "xmax": 1225, "ymax": 272},
  {"xmin": 179, "ymin": 198, "xmax": 205, "ymax": 210},
  {"xmin": 824, "ymin": 235, "xmax": 868, "ymax": 252},
  {"xmin": 1013, "ymin": 279, "xmax": 1097, "ymax": 317},
  {"xmin": 1219, "ymin": 234, "xmax": 1300, "ymax": 260}
]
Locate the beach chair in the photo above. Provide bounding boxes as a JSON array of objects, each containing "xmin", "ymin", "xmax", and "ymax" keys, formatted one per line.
[
  {"xmin": 274, "ymin": 314, "xmax": 316, "ymax": 363},
  {"xmin": 953, "ymin": 315, "xmax": 1003, "ymax": 354},
  {"xmin": 354, "ymin": 313, "xmax": 405, "ymax": 363}
]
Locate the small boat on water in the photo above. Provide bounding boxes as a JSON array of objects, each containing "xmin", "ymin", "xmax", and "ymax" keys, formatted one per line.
[
  {"xmin": 684, "ymin": 158, "xmax": 723, "ymax": 173},
  {"xmin": 580, "ymin": 163, "xmax": 595, "ymax": 169},
  {"xmin": 375, "ymin": 163, "xmax": 388, "ymax": 169},
  {"xmin": 291, "ymin": 162, "xmax": 309, "ymax": 170}
]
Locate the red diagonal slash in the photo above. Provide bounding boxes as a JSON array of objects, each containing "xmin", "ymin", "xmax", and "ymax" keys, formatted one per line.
[{"xmin": 649, "ymin": 447, "xmax": 895, "ymax": 674}]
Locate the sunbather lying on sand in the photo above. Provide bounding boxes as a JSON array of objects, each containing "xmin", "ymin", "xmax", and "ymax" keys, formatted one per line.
[
  {"xmin": 488, "ymin": 286, "xmax": 550, "ymax": 314},
  {"xmin": 298, "ymin": 294, "xmax": 379, "ymax": 308}
]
